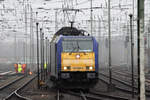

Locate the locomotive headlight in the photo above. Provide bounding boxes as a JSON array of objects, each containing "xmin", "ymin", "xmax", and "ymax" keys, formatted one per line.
[
  {"xmin": 89, "ymin": 66, "xmax": 93, "ymax": 70},
  {"xmin": 76, "ymin": 54, "xmax": 80, "ymax": 59},
  {"xmin": 64, "ymin": 66, "xmax": 67, "ymax": 70}
]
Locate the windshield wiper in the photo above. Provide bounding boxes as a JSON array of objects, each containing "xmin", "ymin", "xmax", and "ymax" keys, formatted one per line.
[
  {"xmin": 69, "ymin": 41, "xmax": 80, "ymax": 55},
  {"xmin": 77, "ymin": 41, "xmax": 86, "ymax": 55},
  {"xmin": 69, "ymin": 41, "xmax": 86, "ymax": 55},
  {"xmin": 76, "ymin": 41, "xmax": 80, "ymax": 52},
  {"xmin": 69, "ymin": 44, "xmax": 77, "ymax": 55}
]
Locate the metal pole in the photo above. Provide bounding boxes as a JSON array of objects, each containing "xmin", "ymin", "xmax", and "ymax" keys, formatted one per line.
[
  {"xmin": 47, "ymin": 40, "xmax": 50, "ymax": 73},
  {"xmin": 40, "ymin": 28, "xmax": 43, "ymax": 81},
  {"xmin": 23, "ymin": 42, "xmax": 25, "ymax": 65},
  {"xmin": 29, "ymin": 5, "xmax": 32, "ymax": 72},
  {"xmin": 42, "ymin": 33, "xmax": 45, "ymax": 81},
  {"xmin": 45, "ymin": 37, "xmax": 48, "ymax": 77},
  {"xmin": 132, "ymin": 0, "xmax": 135, "ymax": 71},
  {"xmin": 30, "ymin": 6, "xmax": 34, "ymax": 69},
  {"xmin": 36, "ymin": 22, "xmax": 40, "ymax": 89},
  {"xmin": 126, "ymin": 20, "xmax": 130, "ymax": 70},
  {"xmin": 25, "ymin": 1, "xmax": 28, "ymax": 67},
  {"xmin": 49, "ymin": 41, "xmax": 51, "ymax": 73},
  {"xmin": 132, "ymin": 0, "xmax": 134, "ymax": 20},
  {"xmin": 14, "ymin": 29, "xmax": 17, "ymax": 63},
  {"xmin": 98, "ymin": 16, "xmax": 101, "ymax": 65},
  {"xmin": 137, "ymin": 0, "xmax": 146, "ymax": 100},
  {"xmin": 129, "ymin": 14, "xmax": 134, "ymax": 98},
  {"xmin": 90, "ymin": 0, "xmax": 93, "ymax": 36},
  {"xmin": 108, "ymin": 0, "xmax": 112, "ymax": 86},
  {"xmin": 55, "ymin": 10, "xmax": 58, "ymax": 33}
]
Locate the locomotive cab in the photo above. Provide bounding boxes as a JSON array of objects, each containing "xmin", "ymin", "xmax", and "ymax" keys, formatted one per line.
[
  {"xmin": 48, "ymin": 27, "xmax": 99, "ymax": 88},
  {"xmin": 60, "ymin": 37, "xmax": 98, "ymax": 82}
]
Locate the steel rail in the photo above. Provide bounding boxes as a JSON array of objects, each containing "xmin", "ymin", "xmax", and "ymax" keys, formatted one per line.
[
  {"xmin": 103, "ymin": 70, "xmax": 150, "ymax": 90},
  {"xmin": 57, "ymin": 90, "xmax": 60, "ymax": 100},
  {"xmin": 63, "ymin": 89, "xmax": 128, "ymax": 100},
  {"xmin": 0, "ymin": 75, "xmax": 25, "ymax": 90},
  {"xmin": 112, "ymin": 70, "xmax": 150, "ymax": 85},
  {"xmin": 89, "ymin": 90, "xmax": 129, "ymax": 100},
  {"xmin": 4, "ymin": 74, "xmax": 37, "ymax": 100},
  {"xmin": 99, "ymin": 73, "xmax": 150, "ymax": 96},
  {"xmin": 80, "ymin": 91, "xmax": 87, "ymax": 100}
]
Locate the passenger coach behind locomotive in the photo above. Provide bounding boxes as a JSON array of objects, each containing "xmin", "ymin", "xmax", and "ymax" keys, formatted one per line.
[{"xmin": 49, "ymin": 27, "xmax": 99, "ymax": 87}]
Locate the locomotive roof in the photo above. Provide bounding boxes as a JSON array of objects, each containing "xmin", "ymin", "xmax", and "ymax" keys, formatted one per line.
[
  {"xmin": 55, "ymin": 27, "xmax": 85, "ymax": 36},
  {"xmin": 51, "ymin": 27, "xmax": 93, "ymax": 43},
  {"xmin": 62, "ymin": 36, "xmax": 93, "ymax": 40}
]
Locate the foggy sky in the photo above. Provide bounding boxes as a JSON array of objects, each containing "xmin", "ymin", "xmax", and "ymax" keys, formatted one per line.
[{"xmin": 0, "ymin": 0, "xmax": 150, "ymax": 66}]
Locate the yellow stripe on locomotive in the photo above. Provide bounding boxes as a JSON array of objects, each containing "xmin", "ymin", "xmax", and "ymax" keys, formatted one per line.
[{"xmin": 61, "ymin": 52, "xmax": 95, "ymax": 71}]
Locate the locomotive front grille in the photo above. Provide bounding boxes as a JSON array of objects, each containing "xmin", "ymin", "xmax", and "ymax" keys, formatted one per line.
[
  {"xmin": 72, "ymin": 67, "xmax": 83, "ymax": 69},
  {"xmin": 60, "ymin": 72, "xmax": 97, "ymax": 81}
]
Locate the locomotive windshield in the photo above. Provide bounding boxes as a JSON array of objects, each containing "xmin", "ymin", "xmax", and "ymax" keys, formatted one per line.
[{"xmin": 62, "ymin": 39, "xmax": 93, "ymax": 52}]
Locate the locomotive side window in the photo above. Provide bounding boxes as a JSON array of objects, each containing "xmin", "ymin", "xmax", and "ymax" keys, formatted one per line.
[{"xmin": 62, "ymin": 39, "xmax": 93, "ymax": 52}]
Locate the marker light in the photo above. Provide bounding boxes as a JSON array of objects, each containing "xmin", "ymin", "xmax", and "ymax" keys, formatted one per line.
[
  {"xmin": 64, "ymin": 67, "xmax": 67, "ymax": 70},
  {"xmin": 76, "ymin": 54, "xmax": 80, "ymax": 58},
  {"xmin": 89, "ymin": 66, "xmax": 93, "ymax": 70}
]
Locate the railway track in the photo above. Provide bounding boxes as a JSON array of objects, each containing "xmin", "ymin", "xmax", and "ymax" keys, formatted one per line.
[
  {"xmin": 7, "ymin": 74, "xmax": 132, "ymax": 100},
  {"xmin": 56, "ymin": 90, "xmax": 61, "ymax": 100},
  {"xmin": 112, "ymin": 69, "xmax": 150, "ymax": 84},
  {"xmin": 111, "ymin": 69, "xmax": 150, "ymax": 90},
  {"xmin": 99, "ymin": 72, "xmax": 150, "ymax": 97},
  {"xmin": 0, "ymin": 75, "xmax": 24, "ymax": 90},
  {"xmin": 102, "ymin": 68, "xmax": 150, "ymax": 87},
  {"xmin": 61, "ymin": 89, "xmax": 129, "ymax": 100},
  {"xmin": 0, "ymin": 74, "xmax": 37, "ymax": 100},
  {"xmin": 1, "ymin": 69, "xmax": 137, "ymax": 100},
  {"xmin": 88, "ymin": 90, "xmax": 129, "ymax": 100},
  {"xmin": 80, "ymin": 91, "xmax": 87, "ymax": 100}
]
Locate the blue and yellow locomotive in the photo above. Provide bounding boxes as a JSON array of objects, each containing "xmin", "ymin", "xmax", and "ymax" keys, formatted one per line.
[{"xmin": 49, "ymin": 27, "xmax": 99, "ymax": 88}]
